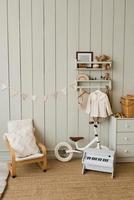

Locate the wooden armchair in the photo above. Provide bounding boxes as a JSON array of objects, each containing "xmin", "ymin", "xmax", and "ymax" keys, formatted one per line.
[{"xmin": 5, "ymin": 119, "xmax": 47, "ymax": 178}]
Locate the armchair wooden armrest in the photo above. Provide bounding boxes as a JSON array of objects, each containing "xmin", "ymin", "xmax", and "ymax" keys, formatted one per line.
[
  {"xmin": 5, "ymin": 138, "xmax": 17, "ymax": 177},
  {"xmin": 9, "ymin": 146, "xmax": 16, "ymax": 163},
  {"xmin": 37, "ymin": 142, "xmax": 47, "ymax": 171},
  {"xmin": 5, "ymin": 138, "xmax": 16, "ymax": 162},
  {"xmin": 37, "ymin": 143, "xmax": 47, "ymax": 155}
]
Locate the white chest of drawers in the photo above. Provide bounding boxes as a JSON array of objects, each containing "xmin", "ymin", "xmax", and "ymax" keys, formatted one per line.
[{"xmin": 109, "ymin": 116, "xmax": 134, "ymax": 162}]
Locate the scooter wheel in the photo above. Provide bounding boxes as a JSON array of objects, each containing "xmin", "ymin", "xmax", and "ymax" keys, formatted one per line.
[{"xmin": 54, "ymin": 142, "xmax": 73, "ymax": 162}]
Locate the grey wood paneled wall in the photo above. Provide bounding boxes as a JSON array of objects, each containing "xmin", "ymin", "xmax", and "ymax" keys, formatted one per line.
[{"xmin": 0, "ymin": 0, "xmax": 134, "ymax": 159}]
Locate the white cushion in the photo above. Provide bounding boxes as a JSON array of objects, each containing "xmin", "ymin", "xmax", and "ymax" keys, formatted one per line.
[
  {"xmin": 16, "ymin": 153, "xmax": 44, "ymax": 161},
  {"xmin": 0, "ymin": 178, "xmax": 6, "ymax": 194},
  {"xmin": 8, "ymin": 119, "xmax": 33, "ymax": 133},
  {"xmin": 5, "ymin": 128, "xmax": 40, "ymax": 158},
  {"xmin": 0, "ymin": 162, "xmax": 9, "ymax": 195}
]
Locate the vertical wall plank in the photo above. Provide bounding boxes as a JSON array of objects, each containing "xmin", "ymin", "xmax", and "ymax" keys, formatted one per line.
[
  {"xmin": 0, "ymin": 0, "xmax": 9, "ymax": 152},
  {"xmin": 112, "ymin": 0, "xmax": 125, "ymax": 112},
  {"xmin": 44, "ymin": 0, "xmax": 56, "ymax": 149},
  {"xmin": 78, "ymin": 0, "xmax": 91, "ymax": 145},
  {"xmin": 56, "ymin": 0, "xmax": 67, "ymax": 143},
  {"xmin": 32, "ymin": 0, "xmax": 44, "ymax": 141},
  {"xmin": 101, "ymin": 0, "xmax": 113, "ymax": 145},
  {"xmin": 90, "ymin": 0, "xmax": 102, "ymax": 141},
  {"xmin": 124, "ymin": 0, "xmax": 134, "ymax": 94},
  {"xmin": 79, "ymin": 0, "xmax": 91, "ymax": 50},
  {"xmin": 8, "ymin": 0, "xmax": 21, "ymax": 120},
  {"xmin": 102, "ymin": 0, "xmax": 113, "ymax": 54},
  {"xmin": 68, "ymin": 0, "xmax": 79, "ymax": 139},
  {"xmin": 20, "ymin": 0, "xmax": 32, "ymax": 119},
  {"xmin": 91, "ymin": 0, "xmax": 102, "ymax": 55}
]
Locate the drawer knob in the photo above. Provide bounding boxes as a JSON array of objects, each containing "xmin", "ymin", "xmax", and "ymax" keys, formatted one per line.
[
  {"xmin": 124, "ymin": 137, "xmax": 128, "ymax": 141},
  {"xmin": 124, "ymin": 150, "xmax": 128, "ymax": 153}
]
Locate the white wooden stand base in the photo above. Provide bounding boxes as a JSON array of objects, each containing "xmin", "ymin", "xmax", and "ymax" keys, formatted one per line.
[{"xmin": 82, "ymin": 148, "xmax": 115, "ymax": 178}]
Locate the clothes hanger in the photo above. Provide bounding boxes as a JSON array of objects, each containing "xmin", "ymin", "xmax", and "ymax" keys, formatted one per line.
[
  {"xmin": 78, "ymin": 88, "xmax": 90, "ymax": 98},
  {"xmin": 78, "ymin": 85, "xmax": 110, "ymax": 99}
]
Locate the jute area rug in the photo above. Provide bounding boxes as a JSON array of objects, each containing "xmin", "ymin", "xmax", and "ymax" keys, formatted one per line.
[{"xmin": 2, "ymin": 159, "xmax": 134, "ymax": 200}]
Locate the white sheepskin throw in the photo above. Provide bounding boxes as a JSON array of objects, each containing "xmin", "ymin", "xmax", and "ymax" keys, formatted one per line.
[{"xmin": 0, "ymin": 162, "xmax": 9, "ymax": 197}]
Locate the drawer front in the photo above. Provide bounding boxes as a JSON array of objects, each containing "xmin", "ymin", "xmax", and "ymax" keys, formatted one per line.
[
  {"xmin": 117, "ymin": 133, "xmax": 134, "ymax": 144},
  {"xmin": 117, "ymin": 145, "xmax": 134, "ymax": 157},
  {"xmin": 117, "ymin": 119, "xmax": 134, "ymax": 132}
]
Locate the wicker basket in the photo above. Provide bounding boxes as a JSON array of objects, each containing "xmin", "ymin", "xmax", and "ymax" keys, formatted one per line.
[{"xmin": 120, "ymin": 95, "xmax": 134, "ymax": 117}]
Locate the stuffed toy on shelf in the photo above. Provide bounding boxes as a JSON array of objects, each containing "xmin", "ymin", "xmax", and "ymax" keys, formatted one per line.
[{"xmin": 95, "ymin": 54, "xmax": 111, "ymax": 70}]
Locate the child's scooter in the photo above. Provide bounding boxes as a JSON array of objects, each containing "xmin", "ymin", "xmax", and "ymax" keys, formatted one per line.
[{"xmin": 54, "ymin": 121, "xmax": 115, "ymax": 177}]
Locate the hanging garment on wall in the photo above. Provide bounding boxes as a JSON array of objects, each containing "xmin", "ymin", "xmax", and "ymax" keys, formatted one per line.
[
  {"xmin": 86, "ymin": 90, "xmax": 113, "ymax": 118},
  {"xmin": 78, "ymin": 89, "xmax": 89, "ymax": 112}
]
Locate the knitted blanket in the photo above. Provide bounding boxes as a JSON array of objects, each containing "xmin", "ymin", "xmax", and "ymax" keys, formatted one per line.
[{"xmin": 0, "ymin": 162, "xmax": 9, "ymax": 198}]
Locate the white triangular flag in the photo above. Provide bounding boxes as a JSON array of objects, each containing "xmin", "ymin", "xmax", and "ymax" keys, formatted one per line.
[
  {"xmin": 22, "ymin": 93, "xmax": 28, "ymax": 100},
  {"xmin": 70, "ymin": 82, "xmax": 77, "ymax": 91},
  {"xmin": 52, "ymin": 92, "xmax": 58, "ymax": 98},
  {"xmin": 0, "ymin": 83, "xmax": 8, "ymax": 90},
  {"xmin": 61, "ymin": 88, "xmax": 67, "ymax": 96},
  {"xmin": 44, "ymin": 95, "xmax": 48, "ymax": 102},
  {"xmin": 10, "ymin": 88, "xmax": 19, "ymax": 97},
  {"xmin": 69, "ymin": 81, "xmax": 76, "ymax": 88},
  {"xmin": 10, "ymin": 90, "xmax": 19, "ymax": 97},
  {"xmin": 32, "ymin": 95, "xmax": 37, "ymax": 101}
]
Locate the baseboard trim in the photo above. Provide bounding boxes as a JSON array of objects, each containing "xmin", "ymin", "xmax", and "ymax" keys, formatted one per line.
[{"xmin": 117, "ymin": 157, "xmax": 134, "ymax": 163}]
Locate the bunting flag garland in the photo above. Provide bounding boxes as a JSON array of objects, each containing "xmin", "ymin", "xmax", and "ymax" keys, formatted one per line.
[
  {"xmin": 10, "ymin": 88, "xmax": 20, "ymax": 97},
  {"xmin": 52, "ymin": 92, "xmax": 58, "ymax": 98},
  {"xmin": 43, "ymin": 95, "xmax": 48, "ymax": 103},
  {"xmin": 0, "ymin": 83, "xmax": 8, "ymax": 91},
  {"xmin": 32, "ymin": 95, "xmax": 38, "ymax": 101},
  {"xmin": 0, "ymin": 80, "xmax": 76, "ymax": 103},
  {"xmin": 69, "ymin": 81, "xmax": 77, "ymax": 90},
  {"xmin": 21, "ymin": 93, "xmax": 28, "ymax": 101},
  {"xmin": 61, "ymin": 88, "xmax": 67, "ymax": 96},
  {"xmin": 10, "ymin": 90, "xmax": 19, "ymax": 97}
]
